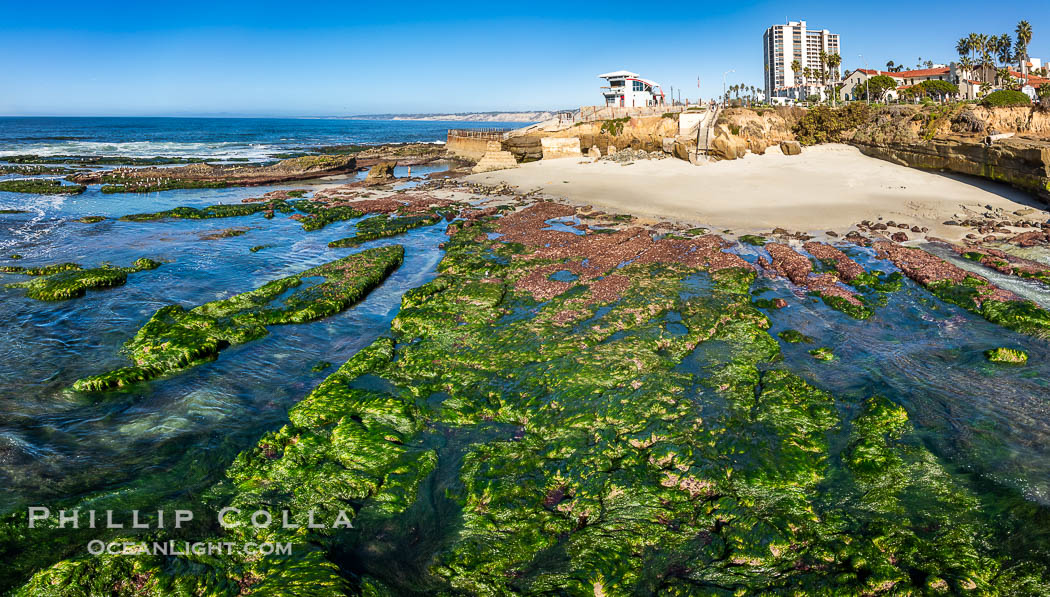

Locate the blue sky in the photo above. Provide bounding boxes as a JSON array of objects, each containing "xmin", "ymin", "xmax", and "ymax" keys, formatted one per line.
[{"xmin": 1, "ymin": 0, "xmax": 1046, "ymax": 116}]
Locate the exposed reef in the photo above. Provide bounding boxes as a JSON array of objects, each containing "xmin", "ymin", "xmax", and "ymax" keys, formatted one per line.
[
  {"xmin": 0, "ymin": 179, "xmax": 86, "ymax": 195},
  {"xmin": 762, "ymin": 242, "xmax": 873, "ymax": 319},
  {"xmin": 71, "ymin": 246, "xmax": 403, "ymax": 392},
  {"xmin": 985, "ymin": 347, "xmax": 1029, "ymax": 364},
  {"xmin": 69, "ymin": 155, "xmax": 357, "ymax": 193},
  {"xmin": 328, "ymin": 213, "xmax": 441, "ymax": 248},
  {"xmin": 9, "ymin": 197, "xmax": 1050, "ymax": 594},
  {"xmin": 4, "ymin": 258, "xmax": 161, "ymax": 301},
  {"xmin": 874, "ymin": 241, "xmax": 1050, "ymax": 338}
]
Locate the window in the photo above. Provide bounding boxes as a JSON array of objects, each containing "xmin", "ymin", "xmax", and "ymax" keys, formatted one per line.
[{"xmin": 632, "ymin": 80, "xmax": 645, "ymax": 92}]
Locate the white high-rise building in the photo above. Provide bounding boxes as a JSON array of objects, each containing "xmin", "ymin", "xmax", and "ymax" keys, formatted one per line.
[{"xmin": 763, "ymin": 21, "xmax": 841, "ymax": 100}]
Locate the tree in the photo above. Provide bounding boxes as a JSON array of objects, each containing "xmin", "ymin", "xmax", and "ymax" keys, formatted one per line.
[
  {"xmin": 1016, "ymin": 20, "xmax": 1033, "ymax": 84},
  {"xmin": 956, "ymin": 38, "xmax": 969, "ymax": 59},
  {"xmin": 790, "ymin": 59, "xmax": 801, "ymax": 101},
  {"xmin": 826, "ymin": 53, "xmax": 842, "ymax": 105},
  {"xmin": 996, "ymin": 33, "xmax": 1013, "ymax": 66},
  {"xmin": 862, "ymin": 75, "xmax": 898, "ymax": 102},
  {"xmin": 968, "ymin": 32, "xmax": 981, "ymax": 61},
  {"xmin": 887, "ymin": 60, "xmax": 896, "ymax": 70},
  {"xmin": 996, "ymin": 67, "xmax": 1012, "ymax": 87},
  {"xmin": 959, "ymin": 56, "xmax": 975, "ymax": 82},
  {"xmin": 1038, "ymin": 82, "xmax": 1050, "ymax": 99},
  {"xmin": 977, "ymin": 33, "xmax": 993, "ymax": 82},
  {"xmin": 918, "ymin": 79, "xmax": 959, "ymax": 102}
]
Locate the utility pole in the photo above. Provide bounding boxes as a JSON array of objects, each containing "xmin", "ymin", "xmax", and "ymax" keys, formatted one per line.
[
  {"xmin": 860, "ymin": 54, "xmax": 869, "ymax": 105},
  {"xmin": 723, "ymin": 69, "xmax": 735, "ymax": 108}
]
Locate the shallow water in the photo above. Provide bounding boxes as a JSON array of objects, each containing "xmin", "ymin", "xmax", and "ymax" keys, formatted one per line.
[
  {"xmin": 0, "ymin": 179, "xmax": 446, "ymax": 513},
  {"xmin": 755, "ymin": 244, "xmax": 1050, "ymax": 505}
]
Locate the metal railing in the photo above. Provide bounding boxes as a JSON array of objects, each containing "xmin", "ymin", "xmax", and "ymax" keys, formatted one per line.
[{"xmin": 447, "ymin": 128, "xmax": 512, "ymax": 140}]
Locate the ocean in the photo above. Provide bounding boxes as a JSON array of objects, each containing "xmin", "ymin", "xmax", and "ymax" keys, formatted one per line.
[{"xmin": 0, "ymin": 116, "xmax": 527, "ymax": 160}]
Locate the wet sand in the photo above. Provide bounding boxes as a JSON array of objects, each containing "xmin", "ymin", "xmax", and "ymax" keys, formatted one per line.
[{"xmin": 467, "ymin": 143, "xmax": 1048, "ymax": 241}]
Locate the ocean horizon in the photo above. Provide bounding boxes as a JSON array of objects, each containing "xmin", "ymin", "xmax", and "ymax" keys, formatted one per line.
[{"xmin": 0, "ymin": 116, "xmax": 533, "ymax": 161}]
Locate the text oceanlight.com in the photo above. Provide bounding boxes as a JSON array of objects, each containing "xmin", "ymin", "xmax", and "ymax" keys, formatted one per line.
[{"xmin": 87, "ymin": 540, "xmax": 292, "ymax": 556}]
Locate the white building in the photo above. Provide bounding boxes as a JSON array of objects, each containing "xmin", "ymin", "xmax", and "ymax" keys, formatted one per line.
[
  {"xmin": 598, "ymin": 71, "xmax": 665, "ymax": 107},
  {"xmin": 763, "ymin": 21, "xmax": 842, "ymax": 101}
]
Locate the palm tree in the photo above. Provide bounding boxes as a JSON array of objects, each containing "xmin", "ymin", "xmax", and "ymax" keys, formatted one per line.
[
  {"xmin": 996, "ymin": 34, "xmax": 1013, "ymax": 67},
  {"xmin": 968, "ymin": 32, "xmax": 981, "ymax": 61},
  {"xmin": 977, "ymin": 33, "xmax": 992, "ymax": 83},
  {"xmin": 790, "ymin": 59, "xmax": 801, "ymax": 102},
  {"xmin": 956, "ymin": 38, "xmax": 970, "ymax": 59},
  {"xmin": 827, "ymin": 53, "xmax": 842, "ymax": 105},
  {"xmin": 886, "ymin": 60, "xmax": 895, "ymax": 71},
  {"xmin": 996, "ymin": 67, "xmax": 1011, "ymax": 87},
  {"xmin": 1016, "ymin": 20, "xmax": 1033, "ymax": 85}
]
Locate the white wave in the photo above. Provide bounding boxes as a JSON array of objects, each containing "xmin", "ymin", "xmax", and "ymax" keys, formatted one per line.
[
  {"xmin": 0, "ymin": 195, "xmax": 68, "ymax": 251},
  {"xmin": 0, "ymin": 141, "xmax": 281, "ymax": 160}
]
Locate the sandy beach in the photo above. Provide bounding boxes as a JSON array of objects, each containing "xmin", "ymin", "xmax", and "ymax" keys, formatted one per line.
[{"xmin": 467, "ymin": 143, "xmax": 1048, "ymax": 241}]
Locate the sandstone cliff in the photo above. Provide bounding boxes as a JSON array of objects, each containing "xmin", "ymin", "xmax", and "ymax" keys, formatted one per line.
[
  {"xmin": 847, "ymin": 105, "xmax": 1050, "ymax": 200},
  {"xmin": 504, "ymin": 115, "xmax": 680, "ymax": 162}
]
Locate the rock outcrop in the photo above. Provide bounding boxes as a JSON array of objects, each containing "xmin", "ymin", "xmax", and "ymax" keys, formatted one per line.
[
  {"xmin": 780, "ymin": 141, "xmax": 802, "ymax": 155},
  {"xmin": 710, "ymin": 126, "xmax": 748, "ymax": 160},
  {"xmin": 472, "ymin": 151, "xmax": 519, "ymax": 173},
  {"xmin": 365, "ymin": 161, "xmax": 397, "ymax": 181},
  {"xmin": 848, "ymin": 106, "xmax": 1050, "ymax": 200},
  {"xmin": 69, "ymin": 155, "xmax": 358, "ymax": 193}
]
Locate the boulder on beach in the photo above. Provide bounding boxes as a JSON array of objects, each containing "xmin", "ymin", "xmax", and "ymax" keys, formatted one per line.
[
  {"xmin": 780, "ymin": 141, "xmax": 802, "ymax": 156},
  {"xmin": 711, "ymin": 132, "xmax": 747, "ymax": 160}
]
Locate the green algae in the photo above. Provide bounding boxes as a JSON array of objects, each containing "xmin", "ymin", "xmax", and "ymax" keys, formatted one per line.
[
  {"xmin": 779, "ymin": 328, "xmax": 814, "ymax": 343},
  {"xmin": 0, "ymin": 179, "xmax": 85, "ymax": 194},
  {"xmin": 250, "ymin": 244, "xmax": 274, "ymax": 252},
  {"xmin": 985, "ymin": 347, "xmax": 1028, "ymax": 364},
  {"xmin": 71, "ymin": 246, "xmax": 404, "ymax": 392},
  {"xmin": 327, "ymin": 214, "xmax": 440, "ymax": 248},
  {"xmin": 821, "ymin": 294, "xmax": 875, "ymax": 320},
  {"xmin": 850, "ymin": 270, "xmax": 903, "ymax": 293},
  {"xmin": 928, "ymin": 277, "xmax": 1050, "ymax": 339},
  {"xmin": 292, "ymin": 201, "xmax": 365, "ymax": 231},
  {"xmin": 809, "ymin": 346, "xmax": 835, "ymax": 360},
  {"xmin": 100, "ymin": 179, "xmax": 229, "ymax": 194},
  {"xmin": 5, "ymin": 259, "xmax": 161, "ymax": 301},
  {"xmin": 752, "ymin": 297, "xmax": 782, "ymax": 309},
  {"xmin": 119, "ymin": 202, "xmax": 292, "ymax": 222},
  {"xmin": 1, "ymin": 262, "xmax": 81, "ymax": 275},
  {"xmin": 311, "ymin": 360, "xmax": 333, "ymax": 372},
  {"xmin": 12, "ymin": 218, "xmax": 1050, "ymax": 594},
  {"xmin": 738, "ymin": 234, "xmax": 767, "ymax": 246},
  {"xmin": 75, "ymin": 216, "xmax": 106, "ymax": 224}
]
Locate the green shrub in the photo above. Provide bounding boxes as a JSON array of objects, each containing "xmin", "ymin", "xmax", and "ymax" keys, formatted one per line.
[
  {"xmin": 981, "ymin": 89, "xmax": 1031, "ymax": 107},
  {"xmin": 793, "ymin": 103, "xmax": 872, "ymax": 145},
  {"xmin": 600, "ymin": 117, "xmax": 630, "ymax": 136}
]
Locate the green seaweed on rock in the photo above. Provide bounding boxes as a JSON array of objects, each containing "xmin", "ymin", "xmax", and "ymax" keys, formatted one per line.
[
  {"xmin": 71, "ymin": 246, "xmax": 403, "ymax": 392},
  {"xmin": 778, "ymin": 329, "xmax": 814, "ymax": 343},
  {"xmin": 119, "ymin": 202, "xmax": 292, "ymax": 222},
  {"xmin": 985, "ymin": 347, "xmax": 1029, "ymax": 364},
  {"xmin": 11, "ymin": 218, "xmax": 1050, "ymax": 594},
  {"xmin": 4, "ymin": 259, "xmax": 161, "ymax": 301},
  {"xmin": 0, "ymin": 179, "xmax": 86, "ymax": 194},
  {"xmin": 328, "ymin": 214, "xmax": 441, "ymax": 248}
]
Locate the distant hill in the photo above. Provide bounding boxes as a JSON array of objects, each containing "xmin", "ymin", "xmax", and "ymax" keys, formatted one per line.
[{"xmin": 346, "ymin": 111, "xmax": 568, "ymax": 122}]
